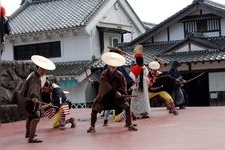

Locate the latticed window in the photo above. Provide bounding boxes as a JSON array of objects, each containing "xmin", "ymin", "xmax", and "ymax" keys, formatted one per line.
[
  {"xmin": 184, "ymin": 18, "xmax": 220, "ymax": 34},
  {"xmin": 14, "ymin": 41, "xmax": 61, "ymax": 60}
]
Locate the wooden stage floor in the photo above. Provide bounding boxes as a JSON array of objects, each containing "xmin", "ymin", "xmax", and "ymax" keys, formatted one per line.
[{"xmin": 1, "ymin": 107, "xmax": 225, "ymax": 150}]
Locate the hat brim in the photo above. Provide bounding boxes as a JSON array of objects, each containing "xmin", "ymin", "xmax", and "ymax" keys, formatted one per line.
[
  {"xmin": 52, "ymin": 83, "xmax": 60, "ymax": 88},
  {"xmin": 63, "ymin": 90, "xmax": 70, "ymax": 94},
  {"xmin": 101, "ymin": 52, "xmax": 126, "ymax": 67},
  {"xmin": 149, "ymin": 61, "xmax": 160, "ymax": 70},
  {"xmin": 31, "ymin": 55, "xmax": 56, "ymax": 70}
]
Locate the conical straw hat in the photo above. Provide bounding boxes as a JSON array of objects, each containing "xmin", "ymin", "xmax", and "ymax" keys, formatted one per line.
[
  {"xmin": 101, "ymin": 52, "xmax": 126, "ymax": 67},
  {"xmin": 63, "ymin": 90, "xmax": 70, "ymax": 94},
  {"xmin": 51, "ymin": 83, "xmax": 60, "ymax": 88},
  {"xmin": 31, "ymin": 55, "xmax": 56, "ymax": 70},
  {"xmin": 149, "ymin": 61, "xmax": 160, "ymax": 70}
]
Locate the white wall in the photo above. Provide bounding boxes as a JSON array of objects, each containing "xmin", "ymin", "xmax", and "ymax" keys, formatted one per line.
[
  {"xmin": 2, "ymin": 37, "xmax": 65, "ymax": 60},
  {"xmin": 100, "ymin": 4, "xmax": 131, "ymax": 27},
  {"xmin": 191, "ymin": 43, "xmax": 206, "ymax": 51},
  {"xmin": 221, "ymin": 18, "xmax": 225, "ymax": 36},
  {"xmin": 169, "ymin": 23, "xmax": 184, "ymax": 40},
  {"xmin": 2, "ymin": 33, "xmax": 92, "ymax": 62},
  {"xmin": 209, "ymin": 72, "xmax": 225, "ymax": 92},
  {"xmin": 153, "ymin": 29, "xmax": 168, "ymax": 42},
  {"xmin": 90, "ymin": 27, "xmax": 101, "ymax": 59},
  {"xmin": 1, "ymin": 41, "xmax": 14, "ymax": 60},
  {"xmin": 98, "ymin": 1, "xmax": 142, "ymax": 42},
  {"xmin": 59, "ymin": 35, "xmax": 91, "ymax": 62}
]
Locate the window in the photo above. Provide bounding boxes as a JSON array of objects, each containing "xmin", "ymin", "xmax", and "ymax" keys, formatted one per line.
[
  {"xmin": 197, "ymin": 20, "xmax": 207, "ymax": 32},
  {"xmin": 184, "ymin": 18, "xmax": 220, "ymax": 34},
  {"xmin": 112, "ymin": 38, "xmax": 119, "ymax": 47},
  {"xmin": 14, "ymin": 41, "xmax": 61, "ymax": 60}
]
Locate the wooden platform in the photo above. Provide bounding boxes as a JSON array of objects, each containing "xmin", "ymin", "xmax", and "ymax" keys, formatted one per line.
[{"xmin": 1, "ymin": 107, "xmax": 225, "ymax": 150}]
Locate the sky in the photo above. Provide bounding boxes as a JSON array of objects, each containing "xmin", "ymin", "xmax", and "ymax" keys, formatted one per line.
[{"xmin": 1, "ymin": 0, "xmax": 225, "ymax": 24}]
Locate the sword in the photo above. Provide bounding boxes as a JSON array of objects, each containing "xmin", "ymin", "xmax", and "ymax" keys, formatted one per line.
[{"xmin": 175, "ymin": 72, "xmax": 205, "ymax": 85}]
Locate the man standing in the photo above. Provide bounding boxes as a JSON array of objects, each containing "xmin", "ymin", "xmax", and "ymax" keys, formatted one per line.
[
  {"xmin": 168, "ymin": 61, "xmax": 186, "ymax": 109},
  {"xmin": 87, "ymin": 52, "xmax": 137, "ymax": 133},
  {"xmin": 21, "ymin": 55, "xmax": 55, "ymax": 143}
]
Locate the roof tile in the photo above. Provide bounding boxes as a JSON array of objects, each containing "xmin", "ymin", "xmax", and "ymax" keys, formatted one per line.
[{"xmin": 10, "ymin": 0, "xmax": 106, "ymax": 34}]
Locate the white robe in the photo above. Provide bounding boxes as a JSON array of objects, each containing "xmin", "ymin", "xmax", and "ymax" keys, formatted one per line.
[{"xmin": 129, "ymin": 66, "xmax": 151, "ymax": 117}]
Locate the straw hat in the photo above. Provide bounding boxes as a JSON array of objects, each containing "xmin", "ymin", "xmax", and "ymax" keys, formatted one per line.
[
  {"xmin": 31, "ymin": 55, "xmax": 56, "ymax": 70},
  {"xmin": 149, "ymin": 61, "xmax": 160, "ymax": 70},
  {"xmin": 51, "ymin": 83, "xmax": 60, "ymax": 88},
  {"xmin": 63, "ymin": 90, "xmax": 70, "ymax": 94},
  {"xmin": 101, "ymin": 52, "xmax": 126, "ymax": 67}
]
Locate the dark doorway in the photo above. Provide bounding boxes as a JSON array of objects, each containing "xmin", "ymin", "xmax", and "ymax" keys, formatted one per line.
[{"xmin": 183, "ymin": 72, "xmax": 209, "ymax": 106}]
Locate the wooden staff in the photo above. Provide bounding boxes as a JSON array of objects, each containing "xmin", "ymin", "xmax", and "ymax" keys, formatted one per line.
[
  {"xmin": 84, "ymin": 66, "xmax": 100, "ymax": 83},
  {"xmin": 25, "ymin": 97, "xmax": 58, "ymax": 108},
  {"xmin": 107, "ymin": 46, "xmax": 133, "ymax": 57}
]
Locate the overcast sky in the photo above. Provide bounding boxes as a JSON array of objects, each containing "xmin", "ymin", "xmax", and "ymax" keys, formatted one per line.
[{"xmin": 1, "ymin": 0, "xmax": 225, "ymax": 24}]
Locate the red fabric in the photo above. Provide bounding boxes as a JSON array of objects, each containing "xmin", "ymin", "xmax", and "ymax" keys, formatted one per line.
[
  {"xmin": 134, "ymin": 52, "xmax": 143, "ymax": 58},
  {"xmin": 1, "ymin": 6, "xmax": 6, "ymax": 16},
  {"xmin": 131, "ymin": 65, "xmax": 143, "ymax": 77}
]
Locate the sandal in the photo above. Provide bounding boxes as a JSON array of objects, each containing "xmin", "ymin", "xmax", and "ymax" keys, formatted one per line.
[
  {"xmin": 128, "ymin": 125, "xmax": 138, "ymax": 131},
  {"xmin": 28, "ymin": 138, "xmax": 43, "ymax": 143},
  {"xmin": 87, "ymin": 126, "xmax": 95, "ymax": 133}
]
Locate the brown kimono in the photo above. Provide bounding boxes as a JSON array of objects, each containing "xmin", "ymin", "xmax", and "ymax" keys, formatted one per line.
[
  {"xmin": 90, "ymin": 68, "xmax": 132, "ymax": 127},
  {"xmin": 21, "ymin": 71, "xmax": 42, "ymax": 139}
]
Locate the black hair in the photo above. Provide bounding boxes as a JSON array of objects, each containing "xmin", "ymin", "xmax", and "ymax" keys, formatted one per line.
[
  {"xmin": 136, "ymin": 57, "xmax": 144, "ymax": 66},
  {"xmin": 135, "ymin": 56, "xmax": 144, "ymax": 91},
  {"xmin": 44, "ymin": 79, "xmax": 50, "ymax": 87}
]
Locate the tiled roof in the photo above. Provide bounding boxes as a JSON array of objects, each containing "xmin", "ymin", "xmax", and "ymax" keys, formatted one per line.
[
  {"xmin": 92, "ymin": 36, "xmax": 225, "ymax": 68},
  {"xmin": 47, "ymin": 60, "xmax": 95, "ymax": 76},
  {"xmin": 9, "ymin": 0, "xmax": 106, "ymax": 34},
  {"xmin": 126, "ymin": 0, "xmax": 225, "ymax": 46},
  {"xmin": 158, "ymin": 49, "xmax": 225, "ymax": 64}
]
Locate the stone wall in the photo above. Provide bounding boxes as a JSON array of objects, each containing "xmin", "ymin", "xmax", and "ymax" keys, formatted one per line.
[{"xmin": 1, "ymin": 60, "xmax": 35, "ymax": 123}]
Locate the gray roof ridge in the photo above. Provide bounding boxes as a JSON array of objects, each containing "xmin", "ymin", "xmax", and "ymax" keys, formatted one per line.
[
  {"xmin": 204, "ymin": 0, "xmax": 225, "ymax": 10},
  {"xmin": 160, "ymin": 48, "xmax": 223, "ymax": 57},
  {"xmin": 9, "ymin": 2, "xmax": 29, "ymax": 19},
  {"xmin": 55, "ymin": 60, "xmax": 92, "ymax": 65},
  {"xmin": 81, "ymin": 0, "xmax": 106, "ymax": 26},
  {"xmin": 144, "ymin": 40, "xmax": 183, "ymax": 46},
  {"xmin": 32, "ymin": 0, "xmax": 60, "ymax": 4}
]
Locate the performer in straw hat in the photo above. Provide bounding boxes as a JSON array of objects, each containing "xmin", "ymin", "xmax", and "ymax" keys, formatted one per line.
[
  {"xmin": 20, "ymin": 55, "xmax": 55, "ymax": 143},
  {"xmin": 102, "ymin": 47, "xmax": 134, "ymax": 126},
  {"xmin": 148, "ymin": 61, "xmax": 178, "ymax": 115},
  {"xmin": 87, "ymin": 52, "xmax": 138, "ymax": 133}
]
